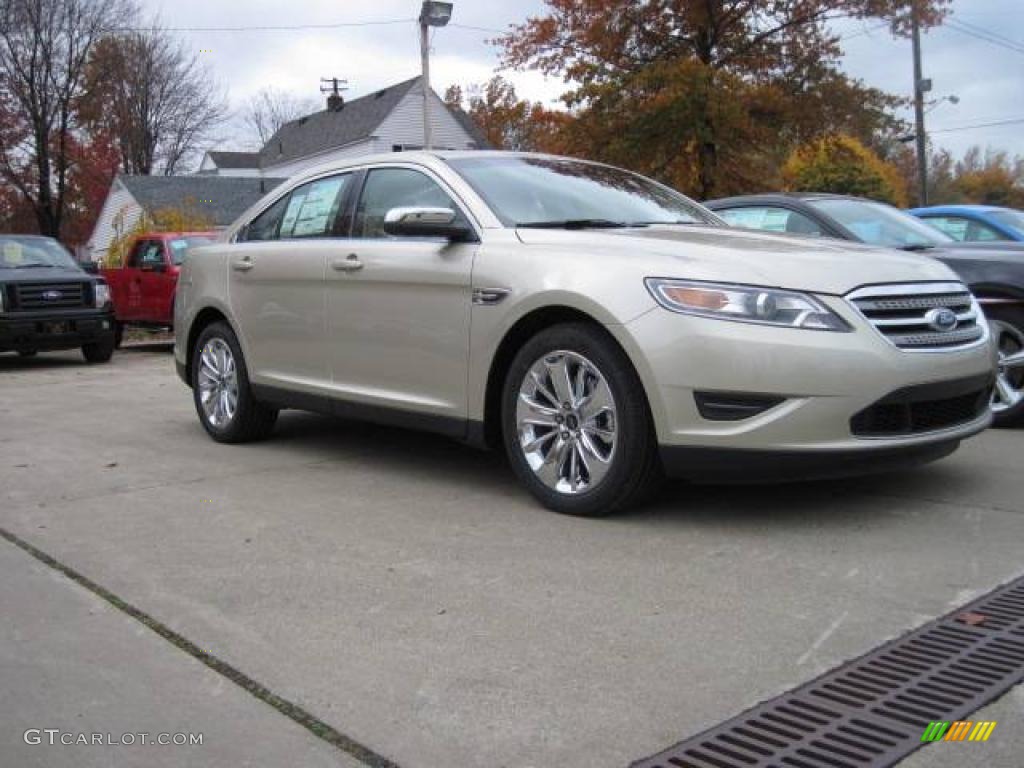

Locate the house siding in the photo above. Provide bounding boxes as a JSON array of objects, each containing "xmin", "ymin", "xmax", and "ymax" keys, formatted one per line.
[
  {"xmin": 373, "ymin": 83, "xmax": 479, "ymax": 152},
  {"xmin": 85, "ymin": 179, "xmax": 142, "ymax": 262}
]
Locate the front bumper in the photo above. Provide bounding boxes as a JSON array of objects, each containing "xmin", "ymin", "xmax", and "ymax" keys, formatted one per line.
[
  {"xmin": 0, "ymin": 309, "xmax": 115, "ymax": 353},
  {"xmin": 614, "ymin": 294, "xmax": 998, "ymax": 477}
]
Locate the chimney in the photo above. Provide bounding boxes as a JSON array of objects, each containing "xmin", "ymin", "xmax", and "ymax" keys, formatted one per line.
[
  {"xmin": 320, "ymin": 77, "xmax": 349, "ymax": 112},
  {"xmin": 327, "ymin": 93, "xmax": 344, "ymax": 111}
]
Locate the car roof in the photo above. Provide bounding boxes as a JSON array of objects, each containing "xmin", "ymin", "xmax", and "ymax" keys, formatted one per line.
[
  {"xmin": 704, "ymin": 192, "xmax": 856, "ymax": 207},
  {"xmin": 908, "ymin": 204, "xmax": 1011, "ymax": 215}
]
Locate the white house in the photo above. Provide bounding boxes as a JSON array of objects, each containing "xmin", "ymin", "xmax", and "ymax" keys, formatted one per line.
[{"xmin": 87, "ymin": 76, "xmax": 489, "ymax": 261}]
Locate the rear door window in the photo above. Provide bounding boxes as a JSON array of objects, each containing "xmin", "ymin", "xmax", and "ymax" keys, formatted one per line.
[{"xmin": 718, "ymin": 206, "xmax": 824, "ymax": 236}]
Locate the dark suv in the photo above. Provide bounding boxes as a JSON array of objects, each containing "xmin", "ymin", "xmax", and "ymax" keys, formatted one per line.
[{"xmin": 0, "ymin": 235, "xmax": 116, "ymax": 363}]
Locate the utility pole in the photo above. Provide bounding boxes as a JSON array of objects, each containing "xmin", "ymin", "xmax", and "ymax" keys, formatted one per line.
[
  {"xmin": 911, "ymin": 3, "xmax": 929, "ymax": 206},
  {"xmin": 418, "ymin": 2, "xmax": 453, "ymax": 151}
]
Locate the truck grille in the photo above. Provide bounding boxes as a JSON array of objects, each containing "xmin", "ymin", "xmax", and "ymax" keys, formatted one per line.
[
  {"xmin": 13, "ymin": 282, "xmax": 89, "ymax": 311},
  {"xmin": 847, "ymin": 282, "xmax": 986, "ymax": 351}
]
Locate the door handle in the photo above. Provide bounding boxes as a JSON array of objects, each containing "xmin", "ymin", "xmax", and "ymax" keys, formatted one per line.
[
  {"xmin": 232, "ymin": 257, "xmax": 254, "ymax": 272},
  {"xmin": 332, "ymin": 254, "xmax": 364, "ymax": 273}
]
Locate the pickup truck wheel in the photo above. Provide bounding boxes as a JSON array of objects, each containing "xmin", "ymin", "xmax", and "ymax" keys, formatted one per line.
[
  {"xmin": 113, "ymin": 321, "xmax": 124, "ymax": 349},
  {"xmin": 17, "ymin": 350, "xmax": 37, "ymax": 358},
  {"xmin": 192, "ymin": 322, "xmax": 278, "ymax": 443},
  {"xmin": 502, "ymin": 322, "xmax": 662, "ymax": 516},
  {"xmin": 82, "ymin": 338, "xmax": 115, "ymax": 364},
  {"xmin": 989, "ymin": 307, "xmax": 1024, "ymax": 428}
]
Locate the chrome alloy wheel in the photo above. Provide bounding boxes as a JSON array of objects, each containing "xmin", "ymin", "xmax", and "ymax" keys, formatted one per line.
[
  {"xmin": 516, "ymin": 350, "xmax": 618, "ymax": 495},
  {"xmin": 992, "ymin": 320, "xmax": 1024, "ymax": 414},
  {"xmin": 197, "ymin": 338, "xmax": 239, "ymax": 428}
]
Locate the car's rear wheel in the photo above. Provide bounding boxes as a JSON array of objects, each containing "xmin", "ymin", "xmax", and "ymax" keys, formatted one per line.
[
  {"xmin": 113, "ymin": 321, "xmax": 124, "ymax": 349},
  {"xmin": 502, "ymin": 323, "xmax": 662, "ymax": 516},
  {"xmin": 192, "ymin": 322, "xmax": 278, "ymax": 442},
  {"xmin": 989, "ymin": 307, "xmax": 1024, "ymax": 428}
]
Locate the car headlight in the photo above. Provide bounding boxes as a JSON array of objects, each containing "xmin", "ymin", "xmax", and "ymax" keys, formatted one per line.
[
  {"xmin": 94, "ymin": 282, "xmax": 111, "ymax": 308},
  {"xmin": 645, "ymin": 278, "xmax": 850, "ymax": 332}
]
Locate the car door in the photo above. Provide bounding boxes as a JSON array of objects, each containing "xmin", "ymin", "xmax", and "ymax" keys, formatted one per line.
[
  {"xmin": 122, "ymin": 239, "xmax": 156, "ymax": 320},
  {"xmin": 324, "ymin": 165, "xmax": 477, "ymax": 425},
  {"xmin": 136, "ymin": 239, "xmax": 170, "ymax": 320},
  {"xmin": 227, "ymin": 173, "xmax": 355, "ymax": 392}
]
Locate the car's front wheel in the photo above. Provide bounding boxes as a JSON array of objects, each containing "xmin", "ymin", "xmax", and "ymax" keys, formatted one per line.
[
  {"xmin": 192, "ymin": 322, "xmax": 278, "ymax": 442},
  {"xmin": 989, "ymin": 307, "xmax": 1024, "ymax": 427},
  {"xmin": 82, "ymin": 337, "xmax": 115, "ymax": 364},
  {"xmin": 502, "ymin": 323, "xmax": 662, "ymax": 516}
]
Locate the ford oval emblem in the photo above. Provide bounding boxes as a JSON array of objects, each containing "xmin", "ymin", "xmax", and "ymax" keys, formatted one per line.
[
  {"xmin": 925, "ymin": 307, "xmax": 958, "ymax": 333},
  {"xmin": 42, "ymin": 290, "xmax": 63, "ymax": 301}
]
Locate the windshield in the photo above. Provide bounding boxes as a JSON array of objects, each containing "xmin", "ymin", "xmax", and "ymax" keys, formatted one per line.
[
  {"xmin": 989, "ymin": 210, "xmax": 1024, "ymax": 237},
  {"xmin": 0, "ymin": 236, "xmax": 80, "ymax": 270},
  {"xmin": 446, "ymin": 155, "xmax": 719, "ymax": 228},
  {"xmin": 168, "ymin": 236, "xmax": 216, "ymax": 265},
  {"xmin": 807, "ymin": 198, "xmax": 954, "ymax": 249}
]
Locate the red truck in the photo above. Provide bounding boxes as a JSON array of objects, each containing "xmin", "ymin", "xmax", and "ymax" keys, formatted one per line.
[{"xmin": 101, "ymin": 232, "xmax": 216, "ymax": 346}]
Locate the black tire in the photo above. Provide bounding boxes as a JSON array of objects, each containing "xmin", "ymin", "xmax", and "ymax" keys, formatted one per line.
[
  {"xmin": 988, "ymin": 306, "xmax": 1024, "ymax": 428},
  {"xmin": 192, "ymin": 321, "xmax": 278, "ymax": 443},
  {"xmin": 17, "ymin": 350, "xmax": 37, "ymax": 358},
  {"xmin": 82, "ymin": 337, "xmax": 115, "ymax": 364},
  {"xmin": 501, "ymin": 322, "xmax": 663, "ymax": 516},
  {"xmin": 113, "ymin": 321, "xmax": 124, "ymax": 349}
]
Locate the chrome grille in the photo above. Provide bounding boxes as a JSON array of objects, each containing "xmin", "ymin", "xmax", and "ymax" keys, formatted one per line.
[
  {"xmin": 847, "ymin": 282, "xmax": 986, "ymax": 351},
  {"xmin": 13, "ymin": 282, "xmax": 88, "ymax": 311}
]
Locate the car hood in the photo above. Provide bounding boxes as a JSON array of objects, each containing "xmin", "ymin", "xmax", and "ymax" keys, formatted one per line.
[
  {"xmin": 514, "ymin": 225, "xmax": 957, "ymax": 295},
  {"xmin": 0, "ymin": 266, "xmax": 89, "ymax": 282},
  {"xmin": 929, "ymin": 242, "xmax": 1024, "ymax": 260}
]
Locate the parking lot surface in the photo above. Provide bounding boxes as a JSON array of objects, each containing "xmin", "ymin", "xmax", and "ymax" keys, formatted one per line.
[{"xmin": 2, "ymin": 345, "xmax": 1022, "ymax": 767}]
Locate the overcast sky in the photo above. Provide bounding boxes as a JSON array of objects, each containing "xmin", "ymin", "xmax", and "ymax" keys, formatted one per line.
[{"xmin": 142, "ymin": 0, "xmax": 1024, "ymax": 159}]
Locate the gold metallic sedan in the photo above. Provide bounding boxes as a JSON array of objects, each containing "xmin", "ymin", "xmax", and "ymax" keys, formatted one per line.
[{"xmin": 175, "ymin": 152, "xmax": 997, "ymax": 516}]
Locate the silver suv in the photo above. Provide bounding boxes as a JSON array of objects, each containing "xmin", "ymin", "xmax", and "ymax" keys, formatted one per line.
[{"xmin": 175, "ymin": 152, "xmax": 997, "ymax": 516}]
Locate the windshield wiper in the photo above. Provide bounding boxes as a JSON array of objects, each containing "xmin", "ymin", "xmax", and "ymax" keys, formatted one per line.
[
  {"xmin": 900, "ymin": 244, "xmax": 937, "ymax": 252},
  {"xmin": 516, "ymin": 219, "xmax": 641, "ymax": 230},
  {"xmin": 10, "ymin": 262, "xmax": 55, "ymax": 269}
]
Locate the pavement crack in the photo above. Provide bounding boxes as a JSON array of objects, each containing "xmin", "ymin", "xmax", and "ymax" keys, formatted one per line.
[{"xmin": 0, "ymin": 525, "xmax": 401, "ymax": 768}]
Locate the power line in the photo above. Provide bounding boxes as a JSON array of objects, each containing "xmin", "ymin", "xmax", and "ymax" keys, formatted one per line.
[
  {"xmin": 929, "ymin": 117, "xmax": 1024, "ymax": 134},
  {"xmin": 106, "ymin": 18, "xmax": 416, "ymax": 34},
  {"xmin": 945, "ymin": 20, "xmax": 1024, "ymax": 56},
  {"xmin": 948, "ymin": 18, "xmax": 1024, "ymax": 53}
]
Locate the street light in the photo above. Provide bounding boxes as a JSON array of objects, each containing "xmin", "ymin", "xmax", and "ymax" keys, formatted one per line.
[{"xmin": 419, "ymin": 1, "xmax": 453, "ymax": 151}]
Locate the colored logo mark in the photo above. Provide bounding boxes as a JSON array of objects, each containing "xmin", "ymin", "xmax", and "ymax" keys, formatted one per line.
[{"xmin": 921, "ymin": 721, "xmax": 997, "ymax": 742}]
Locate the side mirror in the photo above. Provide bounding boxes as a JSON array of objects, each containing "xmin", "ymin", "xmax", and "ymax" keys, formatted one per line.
[{"xmin": 383, "ymin": 207, "xmax": 473, "ymax": 241}]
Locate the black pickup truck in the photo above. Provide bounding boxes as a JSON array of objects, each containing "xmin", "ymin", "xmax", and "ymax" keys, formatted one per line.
[{"xmin": 0, "ymin": 235, "xmax": 116, "ymax": 363}]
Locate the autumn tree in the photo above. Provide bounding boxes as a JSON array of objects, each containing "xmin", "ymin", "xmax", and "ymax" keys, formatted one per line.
[
  {"xmin": 783, "ymin": 134, "xmax": 907, "ymax": 205},
  {"xmin": 81, "ymin": 25, "xmax": 228, "ymax": 175},
  {"xmin": 499, "ymin": 0, "xmax": 950, "ymax": 199},
  {"xmin": 444, "ymin": 76, "xmax": 570, "ymax": 153},
  {"xmin": 0, "ymin": 0, "xmax": 133, "ymax": 236},
  {"xmin": 242, "ymin": 87, "xmax": 318, "ymax": 149},
  {"xmin": 951, "ymin": 147, "xmax": 1024, "ymax": 208}
]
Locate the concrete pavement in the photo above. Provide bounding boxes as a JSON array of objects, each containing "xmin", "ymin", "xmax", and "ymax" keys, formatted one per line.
[{"xmin": 1, "ymin": 345, "xmax": 1022, "ymax": 767}]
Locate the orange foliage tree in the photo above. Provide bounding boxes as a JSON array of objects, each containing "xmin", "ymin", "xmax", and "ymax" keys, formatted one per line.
[
  {"xmin": 783, "ymin": 134, "xmax": 908, "ymax": 206},
  {"xmin": 497, "ymin": 0, "xmax": 950, "ymax": 200}
]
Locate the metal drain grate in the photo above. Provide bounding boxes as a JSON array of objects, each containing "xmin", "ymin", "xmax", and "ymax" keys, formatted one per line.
[{"xmin": 632, "ymin": 576, "xmax": 1024, "ymax": 768}]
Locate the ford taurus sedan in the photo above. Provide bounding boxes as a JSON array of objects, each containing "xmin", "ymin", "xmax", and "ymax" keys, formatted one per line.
[
  {"xmin": 174, "ymin": 153, "xmax": 998, "ymax": 516},
  {"xmin": 706, "ymin": 193, "xmax": 1024, "ymax": 427}
]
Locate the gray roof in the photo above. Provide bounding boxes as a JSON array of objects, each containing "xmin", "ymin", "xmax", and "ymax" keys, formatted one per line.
[
  {"xmin": 448, "ymin": 106, "xmax": 491, "ymax": 149},
  {"xmin": 207, "ymin": 151, "xmax": 261, "ymax": 169},
  {"xmin": 119, "ymin": 175, "xmax": 286, "ymax": 226},
  {"xmin": 258, "ymin": 77, "xmax": 422, "ymax": 168}
]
